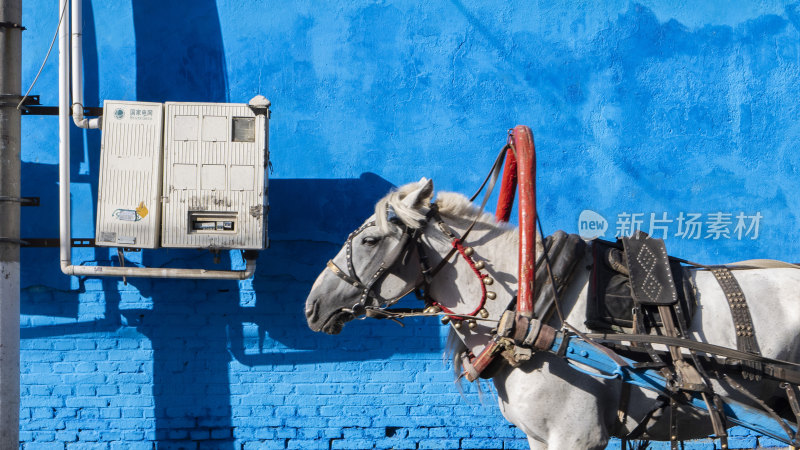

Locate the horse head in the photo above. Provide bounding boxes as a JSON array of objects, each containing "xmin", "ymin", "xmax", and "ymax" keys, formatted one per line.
[{"xmin": 305, "ymin": 178, "xmax": 435, "ymax": 334}]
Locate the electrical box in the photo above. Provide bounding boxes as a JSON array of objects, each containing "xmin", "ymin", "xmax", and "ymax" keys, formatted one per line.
[
  {"xmin": 95, "ymin": 100, "xmax": 164, "ymax": 249},
  {"xmin": 160, "ymin": 101, "xmax": 269, "ymax": 250}
]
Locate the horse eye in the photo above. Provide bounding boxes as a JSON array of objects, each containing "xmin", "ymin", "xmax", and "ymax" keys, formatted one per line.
[{"xmin": 361, "ymin": 236, "xmax": 381, "ymax": 246}]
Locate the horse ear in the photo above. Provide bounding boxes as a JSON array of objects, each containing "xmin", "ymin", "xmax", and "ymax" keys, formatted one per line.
[{"xmin": 401, "ymin": 178, "xmax": 434, "ymax": 211}]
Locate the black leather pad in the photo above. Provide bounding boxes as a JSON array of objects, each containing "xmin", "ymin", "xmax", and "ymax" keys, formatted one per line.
[{"xmin": 622, "ymin": 231, "xmax": 678, "ymax": 306}]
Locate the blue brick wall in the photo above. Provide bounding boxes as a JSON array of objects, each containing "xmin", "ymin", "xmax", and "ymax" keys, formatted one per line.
[{"xmin": 18, "ymin": 0, "xmax": 800, "ymax": 449}]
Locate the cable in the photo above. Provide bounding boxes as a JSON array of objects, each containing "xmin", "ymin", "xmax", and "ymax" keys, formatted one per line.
[{"xmin": 17, "ymin": 0, "xmax": 68, "ymax": 110}]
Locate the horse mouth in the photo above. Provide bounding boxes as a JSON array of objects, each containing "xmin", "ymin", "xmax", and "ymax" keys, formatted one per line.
[{"xmin": 321, "ymin": 310, "xmax": 355, "ymax": 335}]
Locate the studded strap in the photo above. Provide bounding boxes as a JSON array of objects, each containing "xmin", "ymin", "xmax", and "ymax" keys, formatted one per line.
[{"xmin": 710, "ymin": 266, "xmax": 762, "ymax": 379}]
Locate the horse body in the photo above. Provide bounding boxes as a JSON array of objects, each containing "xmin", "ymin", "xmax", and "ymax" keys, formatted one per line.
[{"xmin": 305, "ymin": 179, "xmax": 800, "ymax": 449}]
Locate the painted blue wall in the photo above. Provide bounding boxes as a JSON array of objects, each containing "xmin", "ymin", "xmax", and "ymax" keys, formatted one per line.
[{"xmin": 18, "ymin": 1, "xmax": 800, "ymax": 449}]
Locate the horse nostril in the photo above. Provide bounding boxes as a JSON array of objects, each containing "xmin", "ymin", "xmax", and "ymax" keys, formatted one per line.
[{"xmin": 305, "ymin": 298, "xmax": 320, "ymax": 320}]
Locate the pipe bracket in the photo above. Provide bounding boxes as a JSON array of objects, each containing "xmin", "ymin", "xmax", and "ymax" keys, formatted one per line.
[{"xmin": 0, "ymin": 21, "xmax": 25, "ymax": 30}]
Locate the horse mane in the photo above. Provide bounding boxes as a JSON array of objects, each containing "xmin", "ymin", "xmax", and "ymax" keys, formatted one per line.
[
  {"xmin": 375, "ymin": 181, "xmax": 505, "ymax": 233},
  {"xmin": 446, "ymin": 328, "xmax": 489, "ymax": 401}
]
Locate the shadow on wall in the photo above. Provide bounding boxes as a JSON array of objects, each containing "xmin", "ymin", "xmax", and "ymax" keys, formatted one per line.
[
  {"xmin": 21, "ymin": 172, "xmax": 409, "ymax": 447},
  {"xmin": 21, "ymin": 0, "xmax": 419, "ymax": 445},
  {"xmin": 132, "ymin": 0, "xmax": 228, "ymax": 103},
  {"xmin": 132, "ymin": 1, "xmax": 231, "ymax": 445}
]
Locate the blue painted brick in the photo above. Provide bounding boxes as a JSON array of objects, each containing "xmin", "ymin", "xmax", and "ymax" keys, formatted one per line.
[
  {"xmin": 427, "ymin": 427, "xmax": 450, "ymax": 438},
  {"xmin": 64, "ymin": 397, "xmax": 108, "ymax": 408},
  {"xmin": 117, "ymin": 384, "xmax": 140, "ymax": 395},
  {"xmin": 120, "ymin": 431, "xmax": 145, "ymax": 441},
  {"xmin": 24, "ymin": 397, "xmax": 64, "ymax": 408},
  {"xmin": 54, "ymin": 431, "xmax": 77, "ymax": 443},
  {"xmin": 168, "ymin": 430, "xmax": 189, "ymax": 440},
  {"xmin": 30, "ymin": 408, "xmax": 54, "ymax": 419},
  {"xmin": 96, "ymin": 385, "xmax": 118, "ymax": 396},
  {"xmin": 155, "ymin": 442, "xmax": 197, "ymax": 450},
  {"xmin": 726, "ymin": 436, "xmax": 757, "ymax": 449},
  {"xmin": 248, "ymin": 428, "xmax": 277, "ymax": 440},
  {"xmin": 30, "ymin": 431, "xmax": 55, "ymax": 442},
  {"xmin": 23, "ymin": 350, "xmax": 64, "ymax": 363},
  {"xmin": 419, "ymin": 439, "xmax": 460, "ymax": 449},
  {"xmin": 503, "ymin": 439, "xmax": 530, "ymax": 450},
  {"xmin": 75, "ymin": 385, "xmax": 96, "ymax": 396},
  {"xmin": 66, "ymin": 444, "xmax": 108, "ymax": 450},
  {"xmin": 109, "ymin": 396, "xmax": 152, "ymax": 408},
  {"xmin": 758, "ymin": 436, "xmax": 790, "ymax": 448},
  {"xmin": 210, "ymin": 428, "xmax": 232, "ymax": 440},
  {"xmin": 273, "ymin": 406, "xmax": 296, "ymax": 417},
  {"xmin": 24, "ymin": 444, "xmax": 63, "ymax": 450},
  {"xmin": 331, "ymin": 439, "xmax": 375, "ymax": 450},
  {"xmin": 109, "ymin": 443, "xmax": 152, "ymax": 450},
  {"xmin": 296, "ymin": 428, "xmax": 323, "ymax": 440},
  {"xmin": 62, "ymin": 350, "xmax": 108, "ymax": 362},
  {"xmin": 460, "ymin": 438, "xmax": 504, "ymax": 449},
  {"xmin": 242, "ymin": 441, "xmax": 285, "ymax": 450},
  {"xmin": 285, "ymin": 417, "xmax": 327, "ymax": 428},
  {"xmin": 21, "ymin": 340, "xmax": 54, "ymax": 351},
  {"xmin": 375, "ymin": 438, "xmax": 416, "ymax": 449},
  {"xmin": 276, "ymin": 428, "xmax": 297, "ymax": 439},
  {"xmin": 197, "ymin": 417, "xmax": 230, "ymax": 428},
  {"xmin": 119, "ymin": 408, "xmax": 144, "ymax": 419},
  {"xmin": 190, "ymin": 430, "xmax": 211, "ymax": 441},
  {"xmin": 98, "ymin": 431, "xmax": 121, "ymax": 441},
  {"xmin": 287, "ymin": 440, "xmax": 328, "ymax": 450}
]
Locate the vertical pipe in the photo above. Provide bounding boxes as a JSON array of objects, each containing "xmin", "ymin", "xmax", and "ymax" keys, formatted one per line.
[
  {"xmin": 70, "ymin": 0, "xmax": 99, "ymax": 129},
  {"xmin": 59, "ymin": 0, "xmax": 71, "ymax": 271},
  {"xmin": 0, "ymin": 0, "xmax": 21, "ymax": 446},
  {"xmin": 69, "ymin": 0, "xmax": 81, "ymax": 114}
]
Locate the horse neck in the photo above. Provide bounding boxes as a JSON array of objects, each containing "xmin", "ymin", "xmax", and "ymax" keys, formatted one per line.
[
  {"xmin": 422, "ymin": 214, "xmax": 592, "ymax": 355},
  {"xmin": 422, "ymin": 214, "xmax": 519, "ymax": 353}
]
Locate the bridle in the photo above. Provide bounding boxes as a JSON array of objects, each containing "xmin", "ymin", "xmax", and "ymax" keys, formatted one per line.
[
  {"xmin": 325, "ymin": 214, "xmax": 420, "ymax": 317},
  {"xmin": 324, "ymin": 203, "xmax": 496, "ymax": 328},
  {"xmin": 325, "ymin": 142, "xmax": 513, "ymax": 324}
]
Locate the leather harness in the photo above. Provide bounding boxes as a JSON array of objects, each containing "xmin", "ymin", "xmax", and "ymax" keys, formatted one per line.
[{"xmin": 324, "ymin": 126, "xmax": 792, "ymax": 448}]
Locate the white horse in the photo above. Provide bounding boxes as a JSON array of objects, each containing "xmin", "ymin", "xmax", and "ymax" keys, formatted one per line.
[{"xmin": 304, "ymin": 178, "xmax": 800, "ymax": 449}]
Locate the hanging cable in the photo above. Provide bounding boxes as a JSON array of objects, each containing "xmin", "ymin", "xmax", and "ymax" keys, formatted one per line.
[{"xmin": 17, "ymin": 0, "xmax": 69, "ymax": 110}]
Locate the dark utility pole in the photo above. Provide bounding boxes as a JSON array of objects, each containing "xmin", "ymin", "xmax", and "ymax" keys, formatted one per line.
[{"xmin": 0, "ymin": 0, "xmax": 21, "ymax": 447}]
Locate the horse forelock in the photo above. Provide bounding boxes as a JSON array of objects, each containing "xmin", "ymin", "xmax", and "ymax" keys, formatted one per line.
[{"xmin": 375, "ymin": 181, "xmax": 432, "ymax": 232}]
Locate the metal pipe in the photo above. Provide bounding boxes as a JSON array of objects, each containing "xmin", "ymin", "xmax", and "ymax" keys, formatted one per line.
[
  {"xmin": 0, "ymin": 0, "xmax": 22, "ymax": 444},
  {"xmin": 70, "ymin": 0, "xmax": 100, "ymax": 129},
  {"xmin": 58, "ymin": 0, "xmax": 256, "ymax": 280},
  {"xmin": 61, "ymin": 257, "xmax": 257, "ymax": 280},
  {"xmin": 58, "ymin": 0, "xmax": 71, "ymax": 270}
]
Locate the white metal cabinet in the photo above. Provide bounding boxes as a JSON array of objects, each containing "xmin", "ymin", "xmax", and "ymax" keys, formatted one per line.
[
  {"xmin": 95, "ymin": 100, "xmax": 164, "ymax": 248},
  {"xmin": 160, "ymin": 102, "xmax": 269, "ymax": 249}
]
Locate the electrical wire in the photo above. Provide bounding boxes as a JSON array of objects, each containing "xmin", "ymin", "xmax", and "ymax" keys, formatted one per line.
[{"xmin": 17, "ymin": 0, "xmax": 68, "ymax": 110}]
